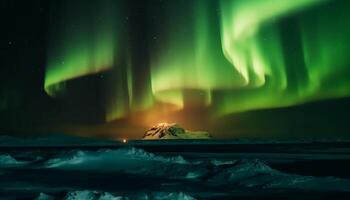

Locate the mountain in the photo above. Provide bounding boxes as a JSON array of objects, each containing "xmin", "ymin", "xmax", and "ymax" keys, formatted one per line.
[{"xmin": 143, "ymin": 123, "xmax": 211, "ymax": 139}]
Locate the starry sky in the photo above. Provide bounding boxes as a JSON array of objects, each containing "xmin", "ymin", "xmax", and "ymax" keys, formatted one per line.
[{"xmin": 1, "ymin": 0, "xmax": 350, "ymax": 139}]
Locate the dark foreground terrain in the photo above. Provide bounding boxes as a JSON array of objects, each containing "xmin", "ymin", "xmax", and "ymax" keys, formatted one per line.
[{"xmin": 1, "ymin": 137, "xmax": 350, "ymax": 199}]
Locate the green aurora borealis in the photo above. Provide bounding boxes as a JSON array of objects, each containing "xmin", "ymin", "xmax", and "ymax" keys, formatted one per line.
[
  {"xmin": 1, "ymin": 0, "xmax": 349, "ymax": 138},
  {"xmin": 44, "ymin": 0, "xmax": 350, "ymax": 123}
]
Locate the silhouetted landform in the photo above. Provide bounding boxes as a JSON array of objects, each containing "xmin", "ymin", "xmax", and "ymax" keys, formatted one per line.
[{"xmin": 143, "ymin": 123, "xmax": 211, "ymax": 139}]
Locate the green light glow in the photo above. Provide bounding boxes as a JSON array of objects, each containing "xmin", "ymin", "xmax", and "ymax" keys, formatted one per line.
[
  {"xmin": 214, "ymin": 0, "xmax": 350, "ymax": 116},
  {"xmin": 45, "ymin": 0, "xmax": 350, "ymax": 122},
  {"xmin": 45, "ymin": 1, "xmax": 118, "ymax": 96},
  {"xmin": 214, "ymin": 0, "xmax": 326, "ymax": 115},
  {"xmin": 300, "ymin": 1, "xmax": 350, "ymax": 99},
  {"xmin": 149, "ymin": 0, "xmax": 244, "ymax": 108}
]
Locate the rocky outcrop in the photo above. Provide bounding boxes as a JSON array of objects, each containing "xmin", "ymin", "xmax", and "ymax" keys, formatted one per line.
[{"xmin": 143, "ymin": 123, "xmax": 211, "ymax": 139}]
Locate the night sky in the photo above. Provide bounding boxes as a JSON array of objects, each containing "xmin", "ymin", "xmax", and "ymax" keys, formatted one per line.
[{"xmin": 1, "ymin": 0, "xmax": 350, "ymax": 140}]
